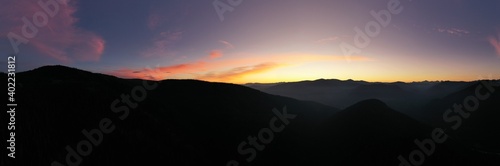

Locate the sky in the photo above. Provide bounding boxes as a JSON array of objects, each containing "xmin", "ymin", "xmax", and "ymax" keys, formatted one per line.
[{"xmin": 1, "ymin": 0, "xmax": 500, "ymax": 84}]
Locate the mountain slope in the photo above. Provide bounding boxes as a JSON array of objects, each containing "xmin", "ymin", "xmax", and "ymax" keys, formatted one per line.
[{"xmin": 421, "ymin": 81, "xmax": 500, "ymax": 154}]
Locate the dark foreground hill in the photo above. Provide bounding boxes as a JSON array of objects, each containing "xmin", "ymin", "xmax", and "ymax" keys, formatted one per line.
[
  {"xmin": 1, "ymin": 65, "xmax": 499, "ymax": 166},
  {"xmin": 311, "ymin": 99, "xmax": 500, "ymax": 165},
  {"xmin": 4, "ymin": 65, "xmax": 339, "ymax": 166}
]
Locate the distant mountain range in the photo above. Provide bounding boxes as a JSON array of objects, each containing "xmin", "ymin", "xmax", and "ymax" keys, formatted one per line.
[
  {"xmin": 2, "ymin": 65, "xmax": 499, "ymax": 166},
  {"xmin": 245, "ymin": 79, "xmax": 496, "ymax": 119}
]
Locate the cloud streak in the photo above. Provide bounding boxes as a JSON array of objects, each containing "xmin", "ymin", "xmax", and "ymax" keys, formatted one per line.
[
  {"xmin": 219, "ymin": 40, "xmax": 234, "ymax": 49},
  {"xmin": 316, "ymin": 36, "xmax": 341, "ymax": 44},
  {"xmin": 435, "ymin": 27, "xmax": 470, "ymax": 37},
  {"xmin": 197, "ymin": 63, "xmax": 281, "ymax": 82},
  {"xmin": 489, "ymin": 34, "xmax": 500, "ymax": 57}
]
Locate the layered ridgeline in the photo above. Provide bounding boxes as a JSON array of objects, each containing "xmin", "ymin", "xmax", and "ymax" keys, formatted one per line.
[
  {"xmin": 246, "ymin": 79, "xmax": 496, "ymax": 120},
  {"xmin": 1, "ymin": 65, "xmax": 498, "ymax": 166}
]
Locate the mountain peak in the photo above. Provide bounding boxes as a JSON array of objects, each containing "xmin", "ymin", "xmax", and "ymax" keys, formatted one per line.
[
  {"xmin": 20, "ymin": 65, "xmax": 118, "ymax": 83},
  {"xmin": 24, "ymin": 65, "xmax": 86, "ymax": 75},
  {"xmin": 340, "ymin": 99, "xmax": 394, "ymax": 115},
  {"xmin": 31, "ymin": 65, "xmax": 85, "ymax": 72},
  {"xmin": 347, "ymin": 99, "xmax": 387, "ymax": 108}
]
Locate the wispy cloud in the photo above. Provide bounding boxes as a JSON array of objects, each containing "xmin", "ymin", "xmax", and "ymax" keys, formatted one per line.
[
  {"xmin": 219, "ymin": 40, "xmax": 234, "ymax": 49},
  {"xmin": 197, "ymin": 63, "xmax": 281, "ymax": 82},
  {"xmin": 141, "ymin": 31, "xmax": 182, "ymax": 57},
  {"xmin": 0, "ymin": 0, "xmax": 105, "ymax": 62},
  {"xmin": 435, "ymin": 27, "xmax": 470, "ymax": 37},
  {"xmin": 488, "ymin": 34, "xmax": 500, "ymax": 57},
  {"xmin": 316, "ymin": 36, "xmax": 341, "ymax": 44}
]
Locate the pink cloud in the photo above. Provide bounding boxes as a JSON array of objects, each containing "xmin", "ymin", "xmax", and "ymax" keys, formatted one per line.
[
  {"xmin": 0, "ymin": 0, "xmax": 105, "ymax": 62},
  {"xmin": 209, "ymin": 50, "xmax": 223, "ymax": 59},
  {"xmin": 488, "ymin": 34, "xmax": 500, "ymax": 58},
  {"xmin": 107, "ymin": 62, "xmax": 206, "ymax": 80}
]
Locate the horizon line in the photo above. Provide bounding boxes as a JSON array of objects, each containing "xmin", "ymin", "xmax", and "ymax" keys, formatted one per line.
[{"xmin": 12, "ymin": 65, "xmax": 500, "ymax": 85}]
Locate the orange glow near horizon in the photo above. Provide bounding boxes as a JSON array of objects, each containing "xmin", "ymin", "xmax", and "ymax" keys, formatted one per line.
[
  {"xmin": 107, "ymin": 53, "xmax": 375, "ymax": 83},
  {"xmin": 105, "ymin": 52, "xmax": 497, "ymax": 84}
]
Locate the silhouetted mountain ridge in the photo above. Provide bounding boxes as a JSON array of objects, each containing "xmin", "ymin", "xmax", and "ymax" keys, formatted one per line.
[{"xmin": 3, "ymin": 65, "xmax": 499, "ymax": 166}]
